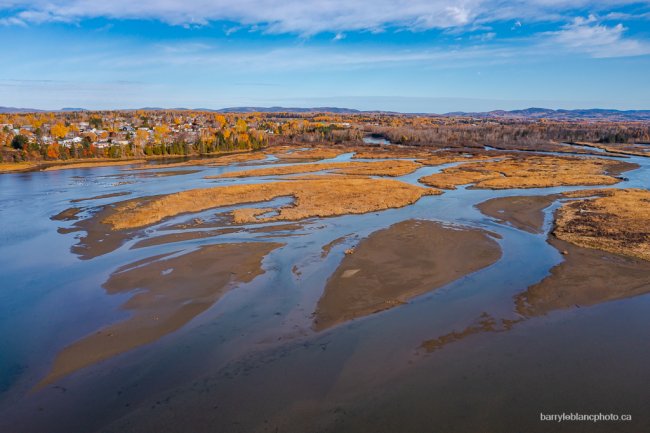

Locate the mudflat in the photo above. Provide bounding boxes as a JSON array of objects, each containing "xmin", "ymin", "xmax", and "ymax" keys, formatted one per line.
[
  {"xmin": 476, "ymin": 195, "xmax": 558, "ymax": 233},
  {"xmin": 38, "ymin": 241, "xmax": 282, "ymax": 388},
  {"xmin": 516, "ymin": 237, "xmax": 650, "ymax": 317},
  {"xmin": 70, "ymin": 191, "xmax": 131, "ymax": 203},
  {"xmin": 313, "ymin": 219, "xmax": 502, "ymax": 330}
]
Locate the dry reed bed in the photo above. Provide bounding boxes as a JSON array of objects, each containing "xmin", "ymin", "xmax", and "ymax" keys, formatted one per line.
[
  {"xmin": 573, "ymin": 141, "xmax": 650, "ymax": 157},
  {"xmin": 43, "ymin": 159, "xmax": 147, "ymax": 171},
  {"xmin": 352, "ymin": 147, "xmax": 495, "ymax": 166},
  {"xmin": 207, "ymin": 160, "xmax": 422, "ymax": 179},
  {"xmin": 270, "ymin": 146, "xmax": 346, "ymax": 160},
  {"xmin": 419, "ymin": 155, "xmax": 635, "ymax": 189},
  {"xmin": 0, "ymin": 161, "xmax": 41, "ymax": 173},
  {"xmin": 126, "ymin": 152, "xmax": 267, "ymax": 170},
  {"xmin": 553, "ymin": 188, "xmax": 650, "ymax": 261},
  {"xmin": 352, "ymin": 148, "xmax": 435, "ymax": 160},
  {"xmin": 102, "ymin": 178, "xmax": 438, "ymax": 230}
]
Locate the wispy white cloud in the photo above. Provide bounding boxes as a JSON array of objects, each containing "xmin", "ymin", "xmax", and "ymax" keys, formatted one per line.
[
  {"xmin": 1, "ymin": 0, "xmax": 648, "ymax": 33},
  {"xmin": 545, "ymin": 14, "xmax": 650, "ymax": 57}
]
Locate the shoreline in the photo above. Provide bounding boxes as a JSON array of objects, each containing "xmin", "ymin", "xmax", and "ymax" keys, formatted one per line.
[{"xmin": 0, "ymin": 149, "xmax": 259, "ymax": 174}]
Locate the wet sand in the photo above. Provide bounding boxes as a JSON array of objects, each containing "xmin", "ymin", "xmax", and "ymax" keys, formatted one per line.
[
  {"xmin": 71, "ymin": 192, "xmax": 132, "ymax": 203},
  {"xmin": 104, "ymin": 169, "xmax": 201, "ymax": 179},
  {"xmin": 51, "ymin": 207, "xmax": 83, "ymax": 221},
  {"xmin": 313, "ymin": 220, "xmax": 502, "ymax": 330},
  {"xmin": 38, "ymin": 241, "xmax": 282, "ymax": 388},
  {"xmin": 420, "ymin": 312, "xmax": 520, "ymax": 352},
  {"xmin": 321, "ymin": 234, "xmax": 355, "ymax": 258},
  {"xmin": 247, "ymin": 223, "xmax": 305, "ymax": 233},
  {"xmin": 131, "ymin": 227, "xmax": 241, "ymax": 249},
  {"xmin": 476, "ymin": 195, "xmax": 558, "ymax": 233},
  {"xmin": 516, "ymin": 237, "xmax": 650, "ymax": 317},
  {"xmin": 66, "ymin": 199, "xmax": 157, "ymax": 260}
]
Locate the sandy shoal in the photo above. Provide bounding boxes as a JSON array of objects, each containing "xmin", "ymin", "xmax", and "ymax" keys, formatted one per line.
[
  {"xmin": 37, "ymin": 241, "xmax": 282, "ymax": 388},
  {"xmin": 313, "ymin": 219, "xmax": 502, "ymax": 330},
  {"xmin": 516, "ymin": 237, "xmax": 650, "ymax": 317},
  {"xmin": 476, "ymin": 195, "xmax": 558, "ymax": 233}
]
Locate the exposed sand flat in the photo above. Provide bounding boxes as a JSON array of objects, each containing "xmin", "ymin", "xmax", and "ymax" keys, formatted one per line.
[
  {"xmin": 51, "ymin": 207, "xmax": 83, "ymax": 221},
  {"xmin": 476, "ymin": 195, "xmax": 558, "ymax": 233},
  {"xmin": 516, "ymin": 237, "xmax": 650, "ymax": 317},
  {"xmin": 42, "ymin": 159, "xmax": 147, "ymax": 171},
  {"xmin": 313, "ymin": 220, "xmax": 502, "ymax": 330},
  {"xmin": 115, "ymin": 169, "xmax": 201, "ymax": 178},
  {"xmin": 37, "ymin": 242, "xmax": 282, "ymax": 388},
  {"xmin": 419, "ymin": 155, "xmax": 636, "ymax": 189},
  {"xmin": 126, "ymin": 161, "xmax": 209, "ymax": 170},
  {"xmin": 420, "ymin": 313, "xmax": 519, "ymax": 353},
  {"xmin": 131, "ymin": 227, "xmax": 241, "ymax": 249},
  {"xmin": 102, "ymin": 178, "xmax": 437, "ymax": 230},
  {"xmin": 321, "ymin": 234, "xmax": 354, "ymax": 258},
  {"xmin": 207, "ymin": 160, "xmax": 422, "ymax": 179},
  {"xmin": 553, "ymin": 188, "xmax": 650, "ymax": 261},
  {"xmin": 71, "ymin": 192, "xmax": 131, "ymax": 203}
]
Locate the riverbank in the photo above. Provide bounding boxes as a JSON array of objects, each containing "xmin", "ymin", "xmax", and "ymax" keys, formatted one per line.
[{"xmin": 0, "ymin": 149, "xmax": 259, "ymax": 174}]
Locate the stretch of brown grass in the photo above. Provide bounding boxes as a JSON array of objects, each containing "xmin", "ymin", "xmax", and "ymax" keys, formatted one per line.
[
  {"xmin": 553, "ymin": 188, "xmax": 650, "ymax": 261},
  {"xmin": 270, "ymin": 146, "xmax": 345, "ymax": 160},
  {"xmin": 43, "ymin": 159, "xmax": 147, "ymax": 171},
  {"xmin": 352, "ymin": 147, "xmax": 434, "ymax": 160},
  {"xmin": 573, "ymin": 141, "xmax": 650, "ymax": 158},
  {"xmin": 419, "ymin": 155, "xmax": 633, "ymax": 189},
  {"xmin": 102, "ymin": 178, "xmax": 438, "ymax": 230},
  {"xmin": 208, "ymin": 160, "xmax": 421, "ymax": 179},
  {"xmin": 126, "ymin": 152, "xmax": 266, "ymax": 170},
  {"xmin": 0, "ymin": 161, "xmax": 41, "ymax": 173}
]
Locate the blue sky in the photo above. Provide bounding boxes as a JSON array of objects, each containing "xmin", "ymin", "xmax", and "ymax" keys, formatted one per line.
[{"xmin": 1, "ymin": 0, "xmax": 650, "ymax": 112}]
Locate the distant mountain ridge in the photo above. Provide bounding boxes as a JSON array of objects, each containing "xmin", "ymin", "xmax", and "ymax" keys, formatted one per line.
[
  {"xmin": 446, "ymin": 107, "xmax": 650, "ymax": 121},
  {"xmin": 1, "ymin": 105, "xmax": 649, "ymax": 120},
  {"xmin": 214, "ymin": 106, "xmax": 364, "ymax": 114},
  {"xmin": 0, "ymin": 106, "xmax": 45, "ymax": 113}
]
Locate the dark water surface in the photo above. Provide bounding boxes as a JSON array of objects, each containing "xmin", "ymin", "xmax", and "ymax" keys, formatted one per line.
[{"xmin": 1, "ymin": 147, "xmax": 649, "ymax": 432}]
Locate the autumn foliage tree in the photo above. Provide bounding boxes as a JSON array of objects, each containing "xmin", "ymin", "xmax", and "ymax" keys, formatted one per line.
[{"xmin": 51, "ymin": 123, "xmax": 69, "ymax": 140}]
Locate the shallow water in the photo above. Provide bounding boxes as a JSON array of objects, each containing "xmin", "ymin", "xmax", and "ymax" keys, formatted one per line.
[{"xmin": 1, "ymin": 146, "xmax": 649, "ymax": 432}]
